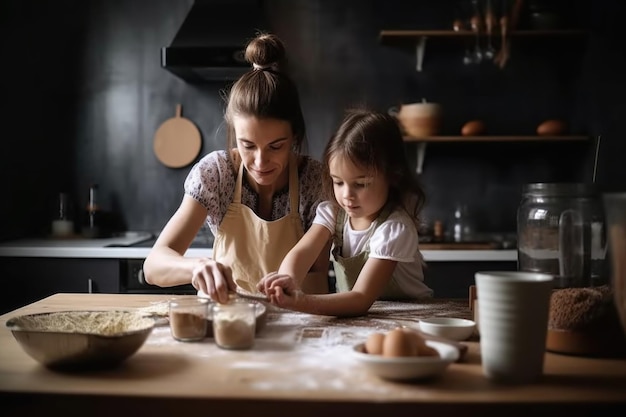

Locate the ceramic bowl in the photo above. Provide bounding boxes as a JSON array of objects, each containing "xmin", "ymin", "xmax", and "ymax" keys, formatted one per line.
[
  {"xmin": 6, "ymin": 310, "xmax": 155, "ymax": 371},
  {"xmin": 419, "ymin": 317, "xmax": 476, "ymax": 341},
  {"xmin": 388, "ymin": 102, "xmax": 442, "ymax": 138},
  {"xmin": 352, "ymin": 340, "xmax": 459, "ymax": 381}
]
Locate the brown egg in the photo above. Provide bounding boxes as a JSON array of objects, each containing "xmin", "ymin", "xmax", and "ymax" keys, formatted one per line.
[
  {"xmin": 402, "ymin": 328, "xmax": 427, "ymax": 349},
  {"xmin": 461, "ymin": 120, "xmax": 486, "ymax": 136},
  {"xmin": 537, "ymin": 119, "xmax": 567, "ymax": 136},
  {"xmin": 417, "ymin": 344, "xmax": 441, "ymax": 358},
  {"xmin": 364, "ymin": 332, "xmax": 386, "ymax": 355},
  {"xmin": 382, "ymin": 328, "xmax": 418, "ymax": 357}
]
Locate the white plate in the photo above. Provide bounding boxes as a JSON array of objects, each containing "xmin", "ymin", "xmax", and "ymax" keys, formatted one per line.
[{"xmin": 352, "ymin": 340, "xmax": 459, "ymax": 381}]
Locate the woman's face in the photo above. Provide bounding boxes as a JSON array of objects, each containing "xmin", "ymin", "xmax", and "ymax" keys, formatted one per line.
[
  {"xmin": 233, "ymin": 116, "xmax": 294, "ymax": 188},
  {"xmin": 329, "ymin": 154, "xmax": 389, "ymax": 228}
]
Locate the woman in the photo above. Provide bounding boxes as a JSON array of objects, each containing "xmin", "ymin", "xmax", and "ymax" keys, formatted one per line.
[{"xmin": 144, "ymin": 33, "xmax": 330, "ymax": 304}]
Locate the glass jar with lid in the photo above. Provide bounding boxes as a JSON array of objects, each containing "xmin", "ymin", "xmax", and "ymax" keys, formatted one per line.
[{"xmin": 517, "ymin": 183, "xmax": 607, "ymax": 288}]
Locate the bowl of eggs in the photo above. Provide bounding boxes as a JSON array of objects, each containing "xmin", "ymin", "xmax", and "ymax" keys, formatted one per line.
[
  {"xmin": 352, "ymin": 327, "xmax": 459, "ymax": 381},
  {"xmin": 418, "ymin": 317, "xmax": 476, "ymax": 341}
]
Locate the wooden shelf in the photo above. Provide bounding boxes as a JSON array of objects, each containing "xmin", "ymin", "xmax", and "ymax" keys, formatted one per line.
[
  {"xmin": 379, "ymin": 28, "xmax": 592, "ymax": 171},
  {"xmin": 405, "ymin": 135, "xmax": 591, "ymax": 174},
  {"xmin": 379, "ymin": 29, "xmax": 588, "ymax": 47},
  {"xmin": 403, "ymin": 135, "xmax": 589, "ymax": 143},
  {"xmin": 379, "ymin": 29, "xmax": 588, "ymax": 71}
]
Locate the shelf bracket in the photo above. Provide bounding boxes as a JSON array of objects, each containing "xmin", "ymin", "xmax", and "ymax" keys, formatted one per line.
[
  {"xmin": 416, "ymin": 36, "xmax": 428, "ymax": 72},
  {"xmin": 416, "ymin": 142, "xmax": 427, "ymax": 174}
]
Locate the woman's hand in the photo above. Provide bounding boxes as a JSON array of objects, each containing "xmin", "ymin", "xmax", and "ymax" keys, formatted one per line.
[{"xmin": 191, "ymin": 258, "xmax": 236, "ymax": 304}]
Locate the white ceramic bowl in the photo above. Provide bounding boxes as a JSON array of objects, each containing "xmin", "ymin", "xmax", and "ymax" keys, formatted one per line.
[
  {"xmin": 419, "ymin": 317, "xmax": 476, "ymax": 341},
  {"xmin": 352, "ymin": 340, "xmax": 459, "ymax": 381}
]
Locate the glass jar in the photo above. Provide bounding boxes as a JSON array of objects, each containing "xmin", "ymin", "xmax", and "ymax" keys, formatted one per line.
[
  {"xmin": 169, "ymin": 297, "xmax": 209, "ymax": 342},
  {"xmin": 452, "ymin": 203, "xmax": 474, "ymax": 242},
  {"xmin": 212, "ymin": 300, "xmax": 256, "ymax": 350},
  {"xmin": 517, "ymin": 183, "xmax": 607, "ymax": 288},
  {"xmin": 603, "ymin": 192, "xmax": 626, "ymax": 336},
  {"xmin": 51, "ymin": 192, "xmax": 74, "ymax": 237}
]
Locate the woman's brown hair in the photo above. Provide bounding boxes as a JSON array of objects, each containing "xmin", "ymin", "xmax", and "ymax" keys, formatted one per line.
[{"xmin": 222, "ymin": 33, "xmax": 307, "ymax": 159}]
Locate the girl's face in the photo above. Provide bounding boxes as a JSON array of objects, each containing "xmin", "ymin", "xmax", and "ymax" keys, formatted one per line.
[
  {"xmin": 233, "ymin": 116, "xmax": 293, "ymax": 188},
  {"xmin": 329, "ymin": 155, "xmax": 389, "ymax": 228}
]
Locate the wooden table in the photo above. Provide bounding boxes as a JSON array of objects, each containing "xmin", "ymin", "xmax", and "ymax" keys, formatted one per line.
[{"xmin": 1, "ymin": 293, "xmax": 625, "ymax": 417}]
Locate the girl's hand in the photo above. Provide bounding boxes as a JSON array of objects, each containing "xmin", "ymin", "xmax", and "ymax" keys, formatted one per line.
[
  {"xmin": 256, "ymin": 272, "xmax": 297, "ymax": 296},
  {"xmin": 267, "ymin": 284, "xmax": 302, "ymax": 309},
  {"xmin": 257, "ymin": 272, "xmax": 301, "ymax": 308},
  {"xmin": 191, "ymin": 258, "xmax": 236, "ymax": 304}
]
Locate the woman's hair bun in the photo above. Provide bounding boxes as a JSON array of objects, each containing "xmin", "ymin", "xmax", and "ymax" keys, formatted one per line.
[{"xmin": 245, "ymin": 32, "xmax": 286, "ymax": 71}]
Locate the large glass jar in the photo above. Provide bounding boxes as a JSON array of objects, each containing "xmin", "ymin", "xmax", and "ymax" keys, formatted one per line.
[{"xmin": 517, "ymin": 183, "xmax": 607, "ymax": 288}]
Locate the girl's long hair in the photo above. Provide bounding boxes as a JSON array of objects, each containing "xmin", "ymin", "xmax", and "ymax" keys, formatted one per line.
[{"xmin": 322, "ymin": 109, "xmax": 426, "ymax": 229}]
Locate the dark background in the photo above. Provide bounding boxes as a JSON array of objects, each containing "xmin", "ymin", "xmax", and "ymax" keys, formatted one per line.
[{"xmin": 0, "ymin": 0, "xmax": 624, "ymax": 242}]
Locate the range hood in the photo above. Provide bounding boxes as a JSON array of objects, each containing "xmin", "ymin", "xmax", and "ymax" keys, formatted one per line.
[{"xmin": 161, "ymin": 0, "xmax": 269, "ymax": 83}]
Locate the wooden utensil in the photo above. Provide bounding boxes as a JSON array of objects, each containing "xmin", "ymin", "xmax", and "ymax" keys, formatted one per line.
[
  {"xmin": 484, "ymin": 0, "xmax": 496, "ymax": 59},
  {"xmin": 494, "ymin": 14, "xmax": 509, "ymax": 68},
  {"xmin": 494, "ymin": 0, "xmax": 523, "ymax": 69},
  {"xmin": 153, "ymin": 104, "xmax": 202, "ymax": 168}
]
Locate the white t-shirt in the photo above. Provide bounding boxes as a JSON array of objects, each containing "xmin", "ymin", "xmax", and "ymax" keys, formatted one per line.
[{"xmin": 314, "ymin": 201, "xmax": 433, "ymax": 299}]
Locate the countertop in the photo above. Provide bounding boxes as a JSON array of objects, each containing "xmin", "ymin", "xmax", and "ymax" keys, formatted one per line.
[
  {"xmin": 0, "ymin": 235, "xmax": 517, "ymax": 262},
  {"xmin": 1, "ymin": 293, "xmax": 625, "ymax": 417}
]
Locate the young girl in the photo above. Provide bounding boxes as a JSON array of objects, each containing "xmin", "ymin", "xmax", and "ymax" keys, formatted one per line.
[{"xmin": 257, "ymin": 109, "xmax": 433, "ymax": 317}]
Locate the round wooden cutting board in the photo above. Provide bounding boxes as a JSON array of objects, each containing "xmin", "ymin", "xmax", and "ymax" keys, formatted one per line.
[{"xmin": 153, "ymin": 104, "xmax": 202, "ymax": 168}]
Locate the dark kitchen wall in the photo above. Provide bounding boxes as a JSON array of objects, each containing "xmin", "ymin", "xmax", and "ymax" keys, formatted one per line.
[{"xmin": 0, "ymin": 0, "xmax": 624, "ymax": 241}]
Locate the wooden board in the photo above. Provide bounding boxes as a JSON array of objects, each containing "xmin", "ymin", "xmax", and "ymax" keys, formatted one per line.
[
  {"xmin": 153, "ymin": 104, "xmax": 202, "ymax": 168},
  {"xmin": 3, "ymin": 294, "xmax": 626, "ymax": 417}
]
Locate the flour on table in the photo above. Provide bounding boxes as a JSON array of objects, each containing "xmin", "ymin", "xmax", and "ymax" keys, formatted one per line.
[{"xmin": 141, "ymin": 299, "xmax": 470, "ymax": 395}]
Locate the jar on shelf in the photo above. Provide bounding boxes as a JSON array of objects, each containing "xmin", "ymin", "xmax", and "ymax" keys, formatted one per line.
[
  {"xmin": 51, "ymin": 192, "xmax": 74, "ymax": 238},
  {"xmin": 517, "ymin": 183, "xmax": 607, "ymax": 288},
  {"xmin": 452, "ymin": 204, "xmax": 474, "ymax": 243}
]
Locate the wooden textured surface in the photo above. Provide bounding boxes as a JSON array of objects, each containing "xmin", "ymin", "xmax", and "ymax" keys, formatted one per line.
[
  {"xmin": 1, "ymin": 293, "xmax": 626, "ymax": 417},
  {"xmin": 153, "ymin": 104, "xmax": 202, "ymax": 168}
]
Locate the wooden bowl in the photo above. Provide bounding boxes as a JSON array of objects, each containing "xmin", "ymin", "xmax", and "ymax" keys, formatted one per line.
[
  {"xmin": 6, "ymin": 310, "xmax": 155, "ymax": 371},
  {"xmin": 546, "ymin": 327, "xmax": 626, "ymax": 358},
  {"xmin": 390, "ymin": 102, "xmax": 442, "ymax": 138}
]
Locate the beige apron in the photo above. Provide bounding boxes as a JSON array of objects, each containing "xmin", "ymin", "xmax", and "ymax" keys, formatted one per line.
[
  {"xmin": 332, "ymin": 205, "xmax": 406, "ymax": 300},
  {"xmin": 210, "ymin": 153, "xmax": 328, "ymax": 294}
]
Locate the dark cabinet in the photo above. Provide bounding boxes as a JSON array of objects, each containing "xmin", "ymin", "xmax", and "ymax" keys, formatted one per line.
[
  {"xmin": 424, "ymin": 260, "xmax": 517, "ymax": 298},
  {"xmin": 0, "ymin": 258, "xmax": 120, "ymax": 314}
]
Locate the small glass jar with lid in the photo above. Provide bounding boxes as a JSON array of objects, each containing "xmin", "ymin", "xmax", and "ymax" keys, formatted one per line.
[{"xmin": 517, "ymin": 183, "xmax": 607, "ymax": 288}]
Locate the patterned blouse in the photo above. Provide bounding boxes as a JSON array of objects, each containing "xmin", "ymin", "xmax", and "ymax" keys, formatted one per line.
[{"xmin": 184, "ymin": 150, "xmax": 325, "ymax": 236}]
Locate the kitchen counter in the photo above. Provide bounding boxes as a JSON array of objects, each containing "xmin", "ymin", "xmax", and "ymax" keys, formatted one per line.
[
  {"xmin": 0, "ymin": 237, "xmax": 517, "ymax": 262},
  {"xmin": 1, "ymin": 293, "xmax": 625, "ymax": 417}
]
